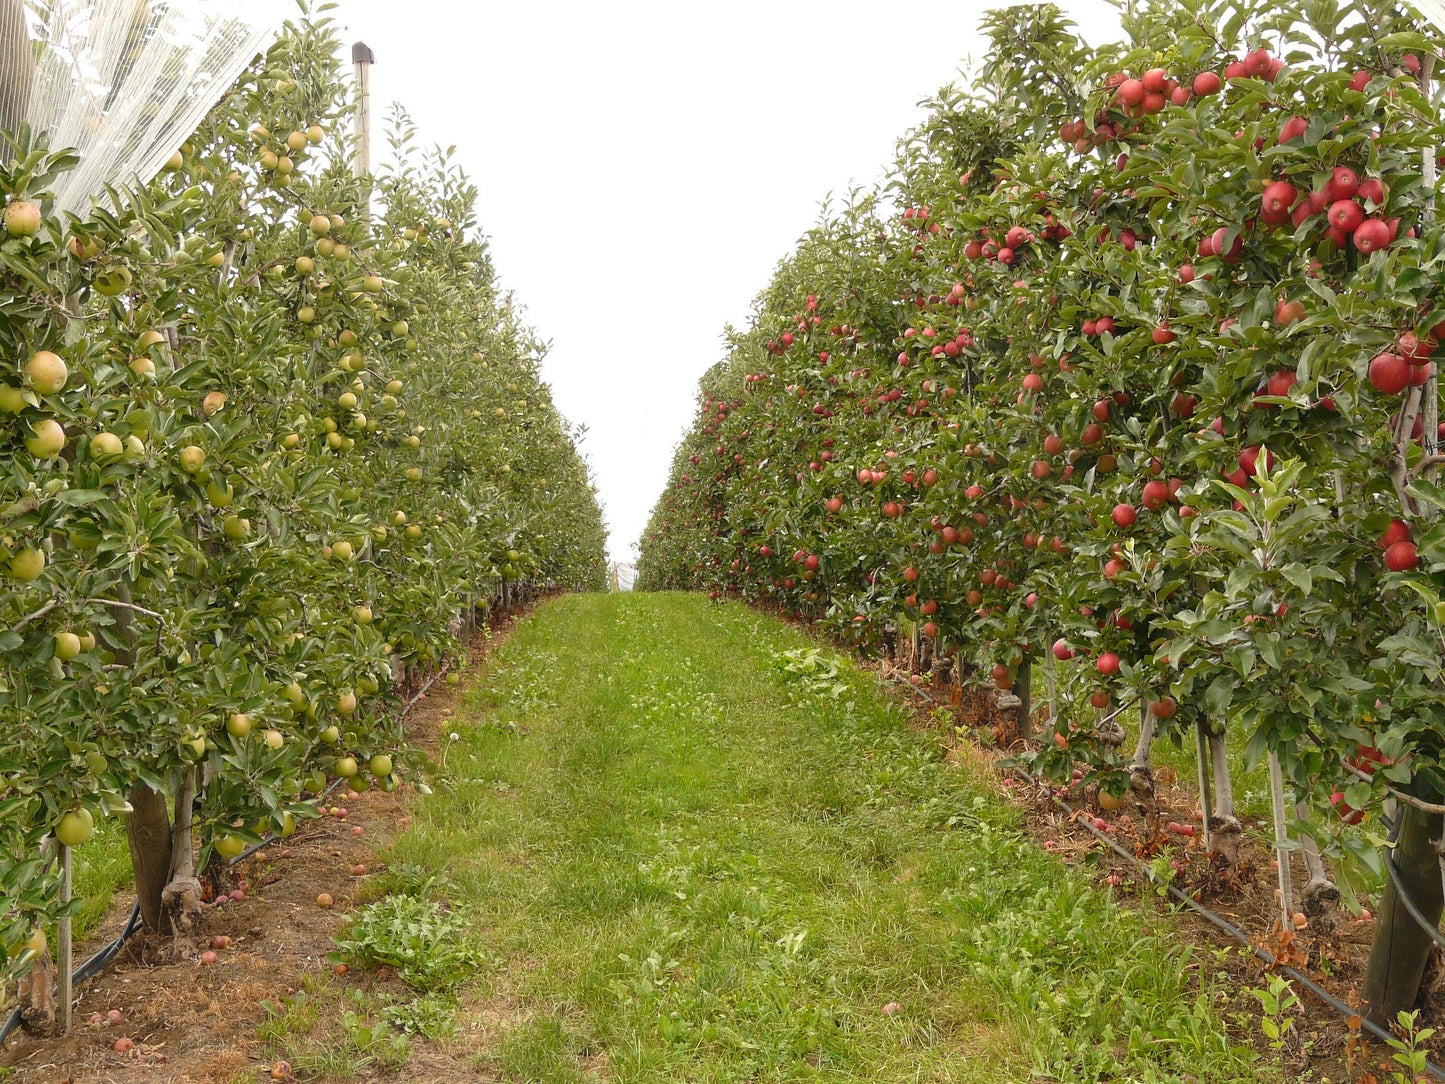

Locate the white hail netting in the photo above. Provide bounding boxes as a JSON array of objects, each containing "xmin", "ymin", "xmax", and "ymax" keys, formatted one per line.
[
  {"xmin": 1415, "ymin": 0, "xmax": 1445, "ymax": 35},
  {"xmin": 0, "ymin": 0, "xmax": 289, "ymax": 218}
]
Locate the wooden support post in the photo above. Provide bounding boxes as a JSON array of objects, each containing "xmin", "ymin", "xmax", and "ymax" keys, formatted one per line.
[
  {"xmin": 1044, "ymin": 653, "xmax": 1057, "ymax": 730},
  {"xmin": 1422, "ymin": 55, "xmax": 1438, "ymax": 463},
  {"xmin": 1014, "ymin": 657, "xmax": 1032, "ymax": 739},
  {"xmin": 1267, "ymin": 752, "xmax": 1294, "ymax": 928},
  {"xmin": 57, "ymin": 844, "xmax": 71, "ymax": 1034},
  {"xmin": 1194, "ymin": 718, "xmax": 1213, "ymax": 853},
  {"xmin": 352, "ymin": 42, "xmax": 374, "ymax": 219},
  {"xmin": 1363, "ymin": 804, "xmax": 1444, "ymax": 1027}
]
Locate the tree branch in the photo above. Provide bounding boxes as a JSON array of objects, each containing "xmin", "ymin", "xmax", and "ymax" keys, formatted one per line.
[
  {"xmin": 11, "ymin": 598, "xmax": 58, "ymax": 633},
  {"xmin": 1342, "ymin": 759, "xmax": 1445, "ymax": 815},
  {"xmin": 87, "ymin": 598, "xmax": 165, "ymax": 625}
]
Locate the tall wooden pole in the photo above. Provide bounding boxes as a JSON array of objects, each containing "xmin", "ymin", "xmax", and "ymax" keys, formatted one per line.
[
  {"xmin": 1423, "ymin": 54, "xmax": 1438, "ymax": 461},
  {"xmin": 352, "ymin": 42, "xmax": 374, "ymax": 221}
]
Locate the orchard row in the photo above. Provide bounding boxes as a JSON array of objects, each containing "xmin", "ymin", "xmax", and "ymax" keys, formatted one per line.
[
  {"xmin": 0, "ymin": 7, "xmax": 606, "ymax": 1004},
  {"xmin": 640, "ymin": 0, "xmax": 1445, "ymax": 1023}
]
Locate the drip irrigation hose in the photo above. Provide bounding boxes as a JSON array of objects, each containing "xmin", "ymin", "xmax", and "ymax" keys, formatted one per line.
[
  {"xmin": 0, "ymin": 662, "xmax": 454, "ymax": 1047},
  {"xmin": 1371, "ymin": 808, "xmax": 1445, "ymax": 954},
  {"xmin": 0, "ymin": 901, "xmax": 142, "ymax": 1046},
  {"xmin": 1025, "ymin": 771, "xmax": 1445, "ymax": 1079}
]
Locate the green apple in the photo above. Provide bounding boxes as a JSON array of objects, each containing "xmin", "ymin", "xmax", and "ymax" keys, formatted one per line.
[
  {"xmin": 90, "ymin": 432, "xmax": 123, "ymax": 458},
  {"xmin": 53, "ymin": 632, "xmax": 81, "ymax": 660},
  {"xmin": 55, "ymin": 807, "xmax": 94, "ymax": 847},
  {"xmin": 24, "ymin": 418, "xmax": 65, "ymax": 458},
  {"xmin": 179, "ymin": 445, "xmax": 206, "ymax": 473},
  {"xmin": 8, "ymin": 547, "xmax": 44, "ymax": 582}
]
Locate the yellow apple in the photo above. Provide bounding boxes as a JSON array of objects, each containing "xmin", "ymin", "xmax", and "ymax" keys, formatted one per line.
[
  {"xmin": 26, "ymin": 350, "xmax": 67, "ymax": 394},
  {"xmin": 24, "ymin": 418, "xmax": 64, "ymax": 458}
]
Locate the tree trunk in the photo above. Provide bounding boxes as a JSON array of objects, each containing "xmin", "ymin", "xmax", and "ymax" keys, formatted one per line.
[
  {"xmin": 126, "ymin": 784, "xmax": 173, "ymax": 934},
  {"xmin": 160, "ymin": 769, "xmax": 202, "ymax": 954},
  {"xmin": 1129, "ymin": 704, "xmax": 1158, "ymax": 809},
  {"xmin": 17, "ymin": 944, "xmax": 55, "ymax": 1034},
  {"xmin": 1295, "ymin": 800, "xmax": 1341, "ymax": 931},
  {"xmin": 1205, "ymin": 720, "xmax": 1243, "ymax": 862},
  {"xmin": 111, "ymin": 579, "xmax": 175, "ymax": 934},
  {"xmin": 1363, "ymin": 803, "xmax": 1445, "ymax": 1028}
]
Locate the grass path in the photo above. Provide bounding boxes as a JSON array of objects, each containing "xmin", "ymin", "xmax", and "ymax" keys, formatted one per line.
[{"xmin": 377, "ymin": 592, "xmax": 1266, "ymax": 1082}]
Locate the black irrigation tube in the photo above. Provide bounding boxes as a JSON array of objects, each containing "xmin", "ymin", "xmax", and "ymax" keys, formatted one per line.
[
  {"xmin": 1023, "ymin": 771, "xmax": 1445, "ymax": 1079},
  {"xmin": 1372, "ymin": 808, "xmax": 1445, "ymax": 957},
  {"xmin": 0, "ymin": 663, "xmax": 452, "ymax": 1047},
  {"xmin": 0, "ymin": 901, "xmax": 143, "ymax": 1046}
]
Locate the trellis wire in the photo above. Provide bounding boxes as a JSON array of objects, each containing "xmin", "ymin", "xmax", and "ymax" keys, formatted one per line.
[{"xmin": 1029, "ymin": 769, "xmax": 1445, "ymax": 1078}]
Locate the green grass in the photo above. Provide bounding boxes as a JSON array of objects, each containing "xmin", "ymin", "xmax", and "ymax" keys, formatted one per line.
[
  {"xmin": 70, "ymin": 815, "xmax": 132, "ymax": 942},
  {"xmin": 379, "ymin": 592, "xmax": 1270, "ymax": 1083}
]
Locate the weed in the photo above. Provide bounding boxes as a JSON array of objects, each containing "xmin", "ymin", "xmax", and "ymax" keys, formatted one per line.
[
  {"xmin": 1244, "ymin": 975, "xmax": 1302, "ymax": 1072},
  {"xmin": 1385, "ymin": 1009, "xmax": 1437, "ymax": 1082},
  {"xmin": 772, "ymin": 646, "xmax": 853, "ymax": 702},
  {"xmin": 331, "ymin": 895, "xmax": 485, "ymax": 991},
  {"xmin": 381, "ymin": 992, "xmax": 460, "ymax": 1039}
]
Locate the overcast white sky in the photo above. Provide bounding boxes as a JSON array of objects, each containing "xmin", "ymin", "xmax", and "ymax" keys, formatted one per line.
[{"xmin": 332, "ymin": 1, "xmax": 1124, "ymax": 563}]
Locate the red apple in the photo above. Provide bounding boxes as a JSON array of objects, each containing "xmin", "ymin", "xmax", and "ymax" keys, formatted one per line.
[
  {"xmin": 1369, "ymin": 352, "xmax": 1411, "ymax": 394},
  {"xmin": 1261, "ymin": 179, "xmax": 1298, "ymax": 217},
  {"xmin": 1380, "ymin": 518, "xmax": 1412, "ymax": 549},
  {"xmin": 1141, "ymin": 480, "xmax": 1170, "ymax": 511},
  {"xmin": 1385, "ymin": 540, "xmax": 1419, "ymax": 571},
  {"xmin": 1352, "ymin": 218, "xmax": 1391, "ymax": 253},
  {"xmin": 1331, "ymin": 789, "xmax": 1364, "ymax": 824},
  {"xmin": 1278, "ymin": 116, "xmax": 1309, "ymax": 143},
  {"xmin": 1327, "ymin": 199, "xmax": 1364, "ymax": 233},
  {"xmin": 1325, "ymin": 166, "xmax": 1360, "ymax": 201}
]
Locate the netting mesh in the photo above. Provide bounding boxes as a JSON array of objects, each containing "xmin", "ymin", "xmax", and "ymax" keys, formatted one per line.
[
  {"xmin": 0, "ymin": 0, "xmax": 288, "ymax": 217},
  {"xmin": 1416, "ymin": 1, "xmax": 1445, "ymax": 34}
]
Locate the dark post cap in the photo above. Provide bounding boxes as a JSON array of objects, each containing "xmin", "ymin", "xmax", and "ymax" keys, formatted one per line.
[{"xmin": 352, "ymin": 42, "xmax": 375, "ymax": 64}]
